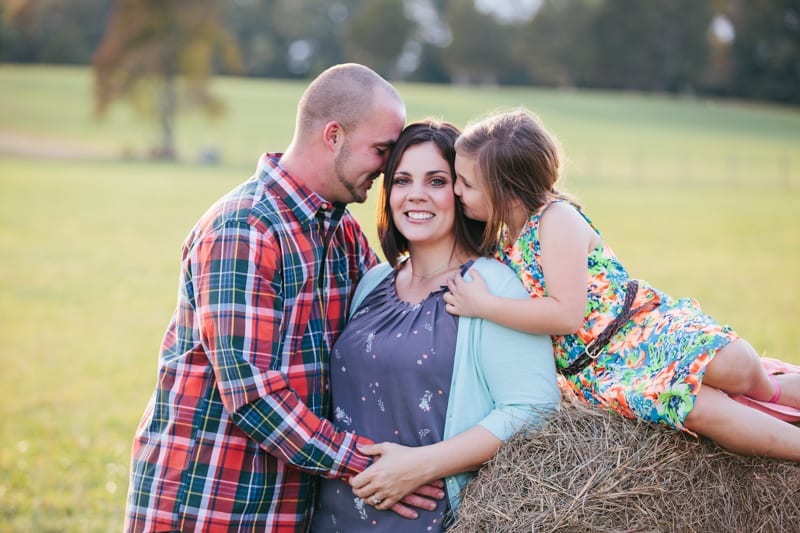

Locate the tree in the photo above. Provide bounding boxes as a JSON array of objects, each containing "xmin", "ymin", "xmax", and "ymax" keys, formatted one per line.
[
  {"xmin": 726, "ymin": 0, "xmax": 800, "ymax": 104},
  {"xmin": 92, "ymin": 0, "xmax": 241, "ymax": 160},
  {"xmin": 267, "ymin": 0, "xmax": 362, "ymax": 77},
  {"xmin": 222, "ymin": 0, "xmax": 281, "ymax": 78},
  {"xmin": 1, "ymin": 0, "xmax": 111, "ymax": 64},
  {"xmin": 342, "ymin": 0, "xmax": 413, "ymax": 78},
  {"xmin": 441, "ymin": 0, "xmax": 521, "ymax": 84},
  {"xmin": 585, "ymin": 0, "xmax": 713, "ymax": 93},
  {"xmin": 517, "ymin": 0, "xmax": 597, "ymax": 87}
]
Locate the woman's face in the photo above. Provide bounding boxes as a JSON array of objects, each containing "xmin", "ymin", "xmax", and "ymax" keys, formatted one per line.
[
  {"xmin": 389, "ymin": 142, "xmax": 457, "ymax": 247},
  {"xmin": 453, "ymin": 153, "xmax": 491, "ymax": 222}
]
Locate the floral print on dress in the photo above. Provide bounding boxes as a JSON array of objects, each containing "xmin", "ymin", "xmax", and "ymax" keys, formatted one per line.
[{"xmin": 496, "ymin": 199, "xmax": 738, "ymax": 432}]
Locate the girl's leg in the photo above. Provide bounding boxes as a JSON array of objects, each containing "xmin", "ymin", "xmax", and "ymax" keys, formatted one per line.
[
  {"xmin": 684, "ymin": 385, "xmax": 800, "ymax": 461},
  {"xmin": 702, "ymin": 339, "xmax": 800, "ymax": 409},
  {"xmin": 773, "ymin": 374, "xmax": 800, "ymax": 408}
]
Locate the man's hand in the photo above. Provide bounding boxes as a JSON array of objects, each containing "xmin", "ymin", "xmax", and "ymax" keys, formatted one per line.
[{"xmin": 387, "ymin": 480, "xmax": 446, "ymax": 519}]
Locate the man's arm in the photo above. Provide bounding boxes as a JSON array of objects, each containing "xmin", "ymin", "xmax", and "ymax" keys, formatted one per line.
[
  {"xmin": 193, "ymin": 221, "xmax": 371, "ymax": 478},
  {"xmin": 192, "ymin": 221, "xmax": 442, "ymax": 517}
]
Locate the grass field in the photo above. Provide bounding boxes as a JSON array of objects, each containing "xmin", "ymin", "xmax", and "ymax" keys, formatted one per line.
[{"xmin": 1, "ymin": 65, "xmax": 799, "ymax": 531}]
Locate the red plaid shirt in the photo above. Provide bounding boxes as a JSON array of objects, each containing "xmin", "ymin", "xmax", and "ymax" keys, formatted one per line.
[{"xmin": 125, "ymin": 153, "xmax": 379, "ymax": 531}]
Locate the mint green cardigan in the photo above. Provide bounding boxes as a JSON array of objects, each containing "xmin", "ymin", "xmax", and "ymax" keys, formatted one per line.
[{"xmin": 349, "ymin": 257, "xmax": 561, "ymax": 512}]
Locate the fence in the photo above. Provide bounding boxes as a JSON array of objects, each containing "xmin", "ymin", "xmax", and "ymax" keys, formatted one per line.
[{"xmin": 565, "ymin": 149, "xmax": 798, "ymax": 191}]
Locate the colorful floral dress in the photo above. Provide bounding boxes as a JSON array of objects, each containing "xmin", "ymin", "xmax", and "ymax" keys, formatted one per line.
[{"xmin": 496, "ymin": 199, "xmax": 739, "ymax": 432}]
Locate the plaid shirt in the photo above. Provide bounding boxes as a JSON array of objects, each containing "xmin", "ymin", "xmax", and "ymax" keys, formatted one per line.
[{"xmin": 125, "ymin": 153, "xmax": 379, "ymax": 532}]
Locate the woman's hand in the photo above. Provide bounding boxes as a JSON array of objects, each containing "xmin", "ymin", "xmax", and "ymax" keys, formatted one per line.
[
  {"xmin": 443, "ymin": 268, "xmax": 490, "ymax": 317},
  {"xmin": 351, "ymin": 442, "xmax": 443, "ymax": 512}
]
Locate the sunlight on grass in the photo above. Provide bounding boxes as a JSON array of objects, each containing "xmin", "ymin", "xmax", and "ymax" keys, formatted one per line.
[{"xmin": 1, "ymin": 65, "xmax": 798, "ymax": 531}]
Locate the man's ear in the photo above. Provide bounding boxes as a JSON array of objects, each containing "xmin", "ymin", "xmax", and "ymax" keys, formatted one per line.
[{"xmin": 323, "ymin": 121, "xmax": 344, "ymax": 153}]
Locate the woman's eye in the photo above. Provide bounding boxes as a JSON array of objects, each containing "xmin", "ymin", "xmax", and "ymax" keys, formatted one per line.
[{"xmin": 392, "ymin": 176, "xmax": 409, "ymax": 185}]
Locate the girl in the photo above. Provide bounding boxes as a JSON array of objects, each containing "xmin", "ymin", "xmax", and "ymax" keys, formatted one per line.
[{"xmin": 444, "ymin": 107, "xmax": 800, "ymax": 461}]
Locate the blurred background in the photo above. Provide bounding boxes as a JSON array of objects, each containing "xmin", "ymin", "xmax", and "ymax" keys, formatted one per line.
[
  {"xmin": 1, "ymin": 0, "xmax": 798, "ymax": 530},
  {"xmin": 4, "ymin": 0, "xmax": 798, "ymax": 99}
]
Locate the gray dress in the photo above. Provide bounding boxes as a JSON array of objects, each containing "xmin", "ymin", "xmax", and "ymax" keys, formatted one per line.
[{"xmin": 312, "ymin": 267, "xmax": 460, "ymax": 532}]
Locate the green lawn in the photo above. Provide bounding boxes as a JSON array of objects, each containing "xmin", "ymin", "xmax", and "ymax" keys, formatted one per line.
[{"xmin": 1, "ymin": 65, "xmax": 798, "ymax": 531}]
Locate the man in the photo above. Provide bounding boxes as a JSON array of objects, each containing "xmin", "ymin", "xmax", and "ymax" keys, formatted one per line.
[{"xmin": 125, "ymin": 64, "xmax": 433, "ymax": 531}]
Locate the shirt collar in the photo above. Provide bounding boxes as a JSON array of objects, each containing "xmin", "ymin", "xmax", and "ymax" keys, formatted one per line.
[{"xmin": 256, "ymin": 152, "xmax": 343, "ymax": 227}]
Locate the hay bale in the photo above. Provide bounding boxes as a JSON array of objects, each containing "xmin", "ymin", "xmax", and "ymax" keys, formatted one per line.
[{"xmin": 451, "ymin": 398, "xmax": 800, "ymax": 532}]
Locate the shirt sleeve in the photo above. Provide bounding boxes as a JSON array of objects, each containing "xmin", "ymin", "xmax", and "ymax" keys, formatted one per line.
[
  {"xmin": 192, "ymin": 219, "xmax": 372, "ymax": 479},
  {"xmin": 472, "ymin": 262, "xmax": 562, "ymax": 440}
]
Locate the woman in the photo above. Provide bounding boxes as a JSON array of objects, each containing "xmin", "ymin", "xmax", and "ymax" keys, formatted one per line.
[{"xmin": 311, "ymin": 120, "xmax": 561, "ymax": 531}]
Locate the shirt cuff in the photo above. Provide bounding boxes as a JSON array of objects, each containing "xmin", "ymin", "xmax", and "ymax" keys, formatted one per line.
[{"xmin": 337, "ymin": 433, "xmax": 375, "ymax": 477}]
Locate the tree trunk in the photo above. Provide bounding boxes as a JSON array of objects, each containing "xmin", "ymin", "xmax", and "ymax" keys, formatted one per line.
[{"xmin": 155, "ymin": 74, "xmax": 177, "ymax": 161}]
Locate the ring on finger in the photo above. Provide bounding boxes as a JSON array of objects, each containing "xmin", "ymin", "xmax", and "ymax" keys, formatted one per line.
[{"xmin": 371, "ymin": 495, "xmax": 381, "ymax": 505}]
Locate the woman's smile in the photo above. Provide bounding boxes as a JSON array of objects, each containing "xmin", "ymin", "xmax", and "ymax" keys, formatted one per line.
[{"xmin": 405, "ymin": 210, "xmax": 435, "ymax": 221}]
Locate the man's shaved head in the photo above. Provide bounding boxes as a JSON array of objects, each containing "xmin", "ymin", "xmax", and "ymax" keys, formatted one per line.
[{"xmin": 296, "ymin": 63, "xmax": 402, "ymax": 136}]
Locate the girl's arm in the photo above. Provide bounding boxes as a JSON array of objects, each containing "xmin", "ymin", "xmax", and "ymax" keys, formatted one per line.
[
  {"xmin": 351, "ymin": 266, "xmax": 560, "ymax": 509},
  {"xmin": 444, "ymin": 202, "xmax": 594, "ymax": 335},
  {"xmin": 349, "ymin": 428, "xmax": 501, "ymax": 510}
]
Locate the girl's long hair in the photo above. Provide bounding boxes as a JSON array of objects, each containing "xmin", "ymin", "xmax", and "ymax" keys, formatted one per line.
[{"xmin": 455, "ymin": 107, "xmax": 578, "ymax": 253}]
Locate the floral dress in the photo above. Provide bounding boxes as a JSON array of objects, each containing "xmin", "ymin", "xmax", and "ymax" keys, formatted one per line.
[{"xmin": 496, "ymin": 199, "xmax": 739, "ymax": 431}]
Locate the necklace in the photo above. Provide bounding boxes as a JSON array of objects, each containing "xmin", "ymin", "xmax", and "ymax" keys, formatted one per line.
[{"xmin": 411, "ymin": 262, "xmax": 457, "ymax": 281}]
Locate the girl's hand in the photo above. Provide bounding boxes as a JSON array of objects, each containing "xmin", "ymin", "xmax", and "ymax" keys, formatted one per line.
[
  {"xmin": 443, "ymin": 268, "xmax": 489, "ymax": 317},
  {"xmin": 351, "ymin": 443, "xmax": 442, "ymax": 512}
]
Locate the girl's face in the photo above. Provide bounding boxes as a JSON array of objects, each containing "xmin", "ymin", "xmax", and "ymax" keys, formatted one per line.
[
  {"xmin": 454, "ymin": 153, "xmax": 491, "ymax": 222},
  {"xmin": 389, "ymin": 142, "xmax": 457, "ymax": 247}
]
